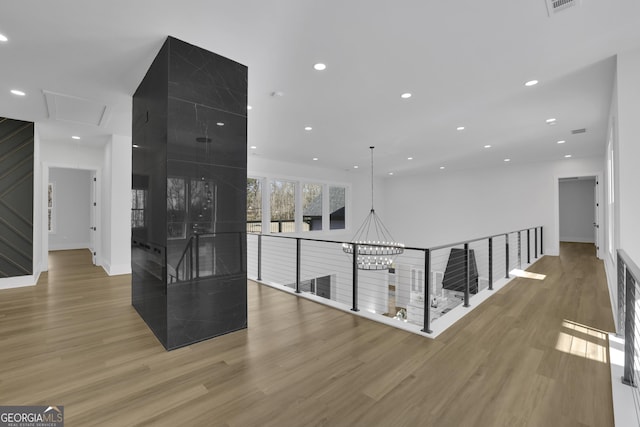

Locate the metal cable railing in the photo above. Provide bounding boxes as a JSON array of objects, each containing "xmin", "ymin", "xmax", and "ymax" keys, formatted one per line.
[
  {"xmin": 618, "ymin": 249, "xmax": 640, "ymax": 421},
  {"xmin": 247, "ymin": 226, "xmax": 544, "ymax": 335}
]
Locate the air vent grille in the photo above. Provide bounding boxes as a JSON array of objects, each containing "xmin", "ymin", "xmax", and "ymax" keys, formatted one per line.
[
  {"xmin": 546, "ymin": 0, "xmax": 580, "ymax": 16},
  {"xmin": 571, "ymin": 128, "xmax": 587, "ymax": 134}
]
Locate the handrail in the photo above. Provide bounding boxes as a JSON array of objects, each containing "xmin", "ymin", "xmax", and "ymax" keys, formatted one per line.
[
  {"xmin": 175, "ymin": 235, "xmax": 195, "ymax": 281},
  {"xmin": 248, "ymin": 226, "xmax": 543, "ymax": 252},
  {"xmin": 619, "ymin": 249, "xmax": 640, "ymax": 283}
]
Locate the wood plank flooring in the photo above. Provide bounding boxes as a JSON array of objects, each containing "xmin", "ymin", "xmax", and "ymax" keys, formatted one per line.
[{"xmin": 0, "ymin": 243, "xmax": 615, "ymax": 426}]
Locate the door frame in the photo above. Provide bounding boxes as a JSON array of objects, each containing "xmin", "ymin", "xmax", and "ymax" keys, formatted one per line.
[
  {"xmin": 553, "ymin": 171, "xmax": 603, "ymax": 259},
  {"xmin": 42, "ymin": 162, "xmax": 102, "ymax": 271}
]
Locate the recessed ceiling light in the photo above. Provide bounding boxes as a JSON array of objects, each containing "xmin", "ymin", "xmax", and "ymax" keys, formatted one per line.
[
  {"xmin": 504, "ymin": 158, "xmax": 511, "ymax": 162},
  {"xmin": 353, "ymin": 165, "xmax": 359, "ymax": 169},
  {"xmin": 524, "ymin": 80, "xmax": 539, "ymax": 87},
  {"xmin": 546, "ymin": 118, "xmax": 556, "ymax": 124},
  {"xmin": 557, "ymin": 140, "xmax": 566, "ymax": 144},
  {"xmin": 247, "ymin": 105, "xmax": 252, "ymax": 110},
  {"xmin": 388, "ymin": 172, "xmax": 394, "ymax": 176},
  {"xmin": 304, "ymin": 126, "xmax": 312, "ymax": 131},
  {"xmin": 314, "ymin": 63, "xmax": 326, "ymax": 71},
  {"xmin": 216, "ymin": 122, "xmax": 224, "ymax": 126},
  {"xmin": 250, "ymin": 146, "xmax": 257, "ymax": 149},
  {"xmin": 564, "ymin": 154, "xmax": 572, "ymax": 158},
  {"xmin": 439, "ymin": 166, "xmax": 445, "ymax": 170},
  {"xmin": 312, "ymin": 157, "xmax": 318, "ymax": 161},
  {"xmin": 400, "ymin": 93, "xmax": 412, "ymax": 99},
  {"xmin": 132, "ymin": 144, "xmax": 139, "ymax": 148},
  {"xmin": 407, "ymin": 157, "xmax": 413, "ymax": 160},
  {"xmin": 10, "ymin": 89, "xmax": 25, "ymax": 96},
  {"xmin": 72, "ymin": 136, "xmax": 81, "ymax": 140},
  {"xmin": 456, "ymin": 126, "xmax": 465, "ymax": 131},
  {"xmin": 484, "ymin": 145, "xmax": 491, "ymax": 148},
  {"xmin": 0, "ymin": 34, "xmax": 7, "ymax": 42}
]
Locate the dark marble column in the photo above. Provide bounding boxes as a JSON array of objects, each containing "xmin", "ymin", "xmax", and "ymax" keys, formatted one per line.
[{"xmin": 132, "ymin": 37, "xmax": 247, "ymax": 350}]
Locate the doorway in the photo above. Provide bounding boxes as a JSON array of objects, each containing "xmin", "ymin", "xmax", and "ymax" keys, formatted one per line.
[
  {"xmin": 45, "ymin": 166, "xmax": 100, "ymax": 269},
  {"xmin": 558, "ymin": 176, "xmax": 600, "ymax": 257}
]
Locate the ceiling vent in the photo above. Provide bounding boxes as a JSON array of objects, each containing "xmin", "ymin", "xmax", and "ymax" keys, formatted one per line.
[
  {"xmin": 546, "ymin": 0, "xmax": 580, "ymax": 16},
  {"xmin": 43, "ymin": 90, "xmax": 111, "ymax": 127},
  {"xmin": 571, "ymin": 128, "xmax": 587, "ymax": 134}
]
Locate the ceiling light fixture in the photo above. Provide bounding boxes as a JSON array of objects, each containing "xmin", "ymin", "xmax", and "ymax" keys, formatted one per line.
[
  {"xmin": 353, "ymin": 165, "xmax": 359, "ymax": 169},
  {"xmin": 546, "ymin": 118, "xmax": 556, "ymax": 123},
  {"xmin": 314, "ymin": 63, "xmax": 326, "ymax": 71},
  {"xmin": 401, "ymin": 93, "xmax": 412, "ymax": 99},
  {"xmin": 313, "ymin": 157, "xmax": 318, "ymax": 161},
  {"xmin": 407, "ymin": 157, "xmax": 413, "ymax": 160},
  {"xmin": 504, "ymin": 158, "xmax": 511, "ymax": 162},
  {"xmin": 0, "ymin": 34, "xmax": 7, "ymax": 42},
  {"xmin": 342, "ymin": 146, "xmax": 404, "ymax": 271},
  {"xmin": 250, "ymin": 146, "xmax": 257, "ymax": 149},
  {"xmin": 524, "ymin": 80, "xmax": 539, "ymax": 87},
  {"xmin": 72, "ymin": 136, "xmax": 81, "ymax": 140},
  {"xmin": 247, "ymin": 105, "xmax": 252, "ymax": 110},
  {"xmin": 132, "ymin": 144, "xmax": 140, "ymax": 148},
  {"xmin": 10, "ymin": 89, "xmax": 25, "ymax": 96},
  {"xmin": 564, "ymin": 154, "xmax": 572, "ymax": 158},
  {"xmin": 440, "ymin": 166, "xmax": 445, "ymax": 170},
  {"xmin": 484, "ymin": 145, "xmax": 492, "ymax": 148},
  {"xmin": 388, "ymin": 172, "xmax": 394, "ymax": 175},
  {"xmin": 456, "ymin": 126, "xmax": 465, "ymax": 131},
  {"xmin": 216, "ymin": 122, "xmax": 224, "ymax": 126},
  {"xmin": 557, "ymin": 140, "xmax": 566, "ymax": 144},
  {"xmin": 304, "ymin": 126, "xmax": 312, "ymax": 131}
]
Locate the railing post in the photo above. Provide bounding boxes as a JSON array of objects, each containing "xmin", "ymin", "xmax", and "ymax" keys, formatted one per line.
[
  {"xmin": 518, "ymin": 231, "xmax": 522, "ymax": 268},
  {"xmin": 505, "ymin": 234, "xmax": 510, "ymax": 279},
  {"xmin": 535, "ymin": 228, "xmax": 538, "ymax": 259},
  {"xmin": 295, "ymin": 238, "xmax": 301, "ymax": 293},
  {"xmin": 352, "ymin": 244, "xmax": 359, "ymax": 312},
  {"xmin": 422, "ymin": 249, "xmax": 432, "ymax": 333},
  {"xmin": 464, "ymin": 243, "xmax": 470, "ymax": 308},
  {"xmin": 622, "ymin": 263, "xmax": 636, "ymax": 387},
  {"xmin": 540, "ymin": 226, "xmax": 544, "ymax": 255},
  {"xmin": 257, "ymin": 234, "xmax": 262, "ymax": 281},
  {"xmin": 279, "ymin": 220, "xmax": 282, "ymax": 233},
  {"xmin": 527, "ymin": 229, "xmax": 531, "ymax": 264},
  {"xmin": 488, "ymin": 237, "xmax": 493, "ymax": 290},
  {"xmin": 195, "ymin": 234, "xmax": 200, "ymax": 279},
  {"xmin": 618, "ymin": 252, "xmax": 625, "ymax": 336}
]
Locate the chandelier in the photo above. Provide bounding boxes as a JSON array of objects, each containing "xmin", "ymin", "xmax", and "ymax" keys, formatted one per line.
[{"xmin": 342, "ymin": 146, "xmax": 404, "ymax": 270}]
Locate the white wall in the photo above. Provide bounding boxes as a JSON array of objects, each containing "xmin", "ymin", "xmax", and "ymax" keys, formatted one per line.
[
  {"xmin": 559, "ymin": 179, "xmax": 596, "ymax": 243},
  {"xmin": 48, "ymin": 168, "xmax": 91, "ymax": 250},
  {"xmin": 101, "ymin": 134, "xmax": 132, "ymax": 275},
  {"xmin": 616, "ymin": 48, "xmax": 640, "ymax": 266},
  {"xmin": 382, "ymin": 157, "xmax": 604, "ymax": 255}
]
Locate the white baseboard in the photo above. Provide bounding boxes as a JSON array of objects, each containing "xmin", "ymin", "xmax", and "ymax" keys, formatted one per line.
[
  {"xmin": 48, "ymin": 243, "xmax": 91, "ymax": 251},
  {"xmin": 0, "ymin": 273, "xmax": 38, "ymax": 290},
  {"xmin": 559, "ymin": 237, "xmax": 595, "ymax": 243},
  {"xmin": 102, "ymin": 262, "xmax": 131, "ymax": 276}
]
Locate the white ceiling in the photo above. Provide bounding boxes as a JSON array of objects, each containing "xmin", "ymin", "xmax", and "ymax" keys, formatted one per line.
[{"xmin": 1, "ymin": 1, "xmax": 639, "ymax": 176}]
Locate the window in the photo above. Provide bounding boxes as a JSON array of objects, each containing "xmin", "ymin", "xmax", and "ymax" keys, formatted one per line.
[
  {"xmin": 329, "ymin": 186, "xmax": 346, "ymax": 230},
  {"xmin": 302, "ymin": 183, "xmax": 322, "ymax": 231},
  {"xmin": 167, "ymin": 177, "xmax": 186, "ymax": 238},
  {"xmin": 247, "ymin": 178, "xmax": 262, "ymax": 233},
  {"xmin": 131, "ymin": 189, "xmax": 147, "ymax": 229},
  {"xmin": 270, "ymin": 180, "xmax": 296, "ymax": 233},
  {"xmin": 48, "ymin": 183, "xmax": 55, "ymax": 233}
]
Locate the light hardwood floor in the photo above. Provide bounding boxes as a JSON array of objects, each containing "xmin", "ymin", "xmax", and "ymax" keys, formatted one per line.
[{"xmin": 0, "ymin": 243, "xmax": 615, "ymax": 426}]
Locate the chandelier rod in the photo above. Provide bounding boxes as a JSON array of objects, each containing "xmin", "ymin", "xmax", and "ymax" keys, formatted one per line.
[{"xmin": 370, "ymin": 146, "xmax": 375, "ymax": 212}]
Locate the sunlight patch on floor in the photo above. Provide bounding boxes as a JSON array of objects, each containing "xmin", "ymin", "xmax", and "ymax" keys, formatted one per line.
[
  {"xmin": 510, "ymin": 269, "xmax": 546, "ymax": 280},
  {"xmin": 555, "ymin": 319, "xmax": 608, "ymax": 363}
]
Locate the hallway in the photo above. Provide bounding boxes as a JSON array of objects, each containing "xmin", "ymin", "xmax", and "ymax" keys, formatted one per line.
[{"xmin": 0, "ymin": 243, "xmax": 615, "ymax": 426}]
